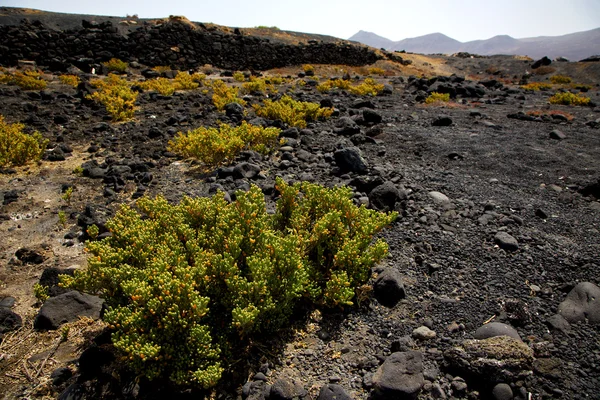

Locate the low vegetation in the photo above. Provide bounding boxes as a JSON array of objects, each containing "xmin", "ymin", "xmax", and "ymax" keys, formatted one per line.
[
  {"xmin": 0, "ymin": 69, "xmax": 47, "ymax": 90},
  {"xmin": 253, "ymin": 95, "xmax": 333, "ymax": 128},
  {"xmin": 211, "ymin": 80, "xmax": 247, "ymax": 111},
  {"xmin": 521, "ymin": 82, "xmax": 552, "ymax": 91},
  {"xmin": 138, "ymin": 72, "xmax": 205, "ymax": 96},
  {"xmin": 526, "ymin": 110, "xmax": 575, "ymax": 121},
  {"xmin": 0, "ymin": 115, "xmax": 48, "ymax": 167},
  {"xmin": 550, "ymin": 75, "xmax": 572, "ymax": 84},
  {"xmin": 348, "ymin": 78, "xmax": 385, "ymax": 96},
  {"xmin": 425, "ymin": 92, "xmax": 450, "ymax": 104},
  {"xmin": 102, "ymin": 58, "xmax": 128, "ymax": 73},
  {"xmin": 58, "ymin": 74, "xmax": 81, "ymax": 88},
  {"xmin": 88, "ymin": 74, "xmax": 138, "ymax": 121},
  {"xmin": 168, "ymin": 121, "xmax": 280, "ymax": 167},
  {"xmin": 61, "ymin": 178, "xmax": 397, "ymax": 387},
  {"xmin": 548, "ymin": 92, "xmax": 591, "ymax": 106}
]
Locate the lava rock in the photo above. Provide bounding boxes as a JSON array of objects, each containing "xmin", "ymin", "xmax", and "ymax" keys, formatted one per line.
[
  {"xmin": 317, "ymin": 384, "xmax": 352, "ymax": 400},
  {"xmin": 15, "ymin": 247, "xmax": 45, "ymax": 264},
  {"xmin": 334, "ymin": 147, "xmax": 368, "ymax": 174},
  {"xmin": 233, "ymin": 162, "xmax": 262, "ymax": 180},
  {"xmin": 531, "ymin": 56, "xmax": 551, "ymax": 69},
  {"xmin": 549, "ymin": 130, "xmax": 566, "ymax": 140},
  {"xmin": 371, "ymin": 351, "xmax": 424, "ymax": 400},
  {"xmin": 432, "ymin": 116, "xmax": 453, "ymax": 127},
  {"xmin": 78, "ymin": 345, "xmax": 115, "ymax": 376},
  {"xmin": 412, "ymin": 326, "xmax": 436, "ymax": 340},
  {"xmin": 492, "ymin": 383, "xmax": 513, "ymax": 400},
  {"xmin": 474, "ymin": 322, "xmax": 522, "ymax": 341},
  {"xmin": 50, "ymin": 367, "xmax": 73, "ymax": 386},
  {"xmin": 362, "ymin": 109, "xmax": 383, "ymax": 124},
  {"xmin": 374, "ymin": 268, "xmax": 406, "ymax": 308},
  {"xmin": 34, "ymin": 291, "xmax": 104, "ymax": 330},
  {"xmin": 494, "ymin": 232, "xmax": 519, "ymax": 252},
  {"xmin": 39, "ymin": 268, "xmax": 77, "ymax": 297},
  {"xmin": 0, "ymin": 307, "xmax": 22, "ymax": 334},
  {"xmin": 270, "ymin": 378, "xmax": 307, "ymax": 400},
  {"xmin": 334, "ymin": 117, "xmax": 361, "ymax": 136},
  {"xmin": 369, "ymin": 181, "xmax": 405, "ymax": 212},
  {"xmin": 557, "ymin": 282, "xmax": 600, "ymax": 323}
]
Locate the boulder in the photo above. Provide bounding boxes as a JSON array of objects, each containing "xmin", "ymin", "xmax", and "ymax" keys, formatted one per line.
[
  {"xmin": 334, "ymin": 147, "xmax": 368, "ymax": 174},
  {"xmin": 371, "ymin": 351, "xmax": 424, "ymax": 400},
  {"xmin": 34, "ymin": 291, "xmax": 104, "ymax": 330},
  {"xmin": 369, "ymin": 181, "xmax": 405, "ymax": 212},
  {"xmin": 374, "ymin": 268, "xmax": 406, "ymax": 307},
  {"xmin": 474, "ymin": 322, "xmax": 521, "ymax": 341},
  {"xmin": 317, "ymin": 384, "xmax": 352, "ymax": 400},
  {"xmin": 558, "ymin": 282, "xmax": 600, "ymax": 323}
]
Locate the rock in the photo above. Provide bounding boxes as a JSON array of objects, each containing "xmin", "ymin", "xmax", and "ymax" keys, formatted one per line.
[
  {"xmin": 371, "ymin": 351, "xmax": 424, "ymax": 400},
  {"xmin": 244, "ymin": 380, "xmax": 268, "ymax": 400},
  {"xmin": 549, "ymin": 130, "xmax": 566, "ymax": 140},
  {"xmin": 546, "ymin": 314, "xmax": 571, "ymax": 332},
  {"xmin": 281, "ymin": 127, "xmax": 300, "ymax": 139},
  {"xmin": 225, "ymin": 102, "xmax": 245, "ymax": 117},
  {"xmin": 233, "ymin": 162, "xmax": 262, "ymax": 180},
  {"xmin": 78, "ymin": 345, "xmax": 114, "ymax": 376},
  {"xmin": 2, "ymin": 189, "xmax": 19, "ymax": 205},
  {"xmin": 334, "ymin": 147, "xmax": 368, "ymax": 174},
  {"xmin": 374, "ymin": 268, "xmax": 406, "ymax": 307},
  {"xmin": 0, "ymin": 307, "xmax": 22, "ymax": 334},
  {"xmin": 363, "ymin": 109, "xmax": 383, "ymax": 124},
  {"xmin": 39, "ymin": 268, "xmax": 77, "ymax": 297},
  {"xmin": 494, "ymin": 232, "xmax": 519, "ymax": 252},
  {"xmin": 444, "ymin": 336, "xmax": 533, "ymax": 384},
  {"xmin": 492, "ymin": 383, "xmax": 513, "ymax": 400},
  {"xmin": 531, "ymin": 56, "xmax": 551, "ymax": 69},
  {"xmin": 432, "ymin": 116, "xmax": 452, "ymax": 127},
  {"xmin": 428, "ymin": 191, "xmax": 450, "ymax": 205},
  {"xmin": 50, "ymin": 367, "xmax": 73, "ymax": 386},
  {"xmin": 412, "ymin": 326, "xmax": 436, "ymax": 340},
  {"xmin": 474, "ymin": 322, "xmax": 521, "ymax": 341},
  {"xmin": 317, "ymin": 384, "xmax": 352, "ymax": 400},
  {"xmin": 34, "ymin": 291, "xmax": 104, "ymax": 330},
  {"xmin": 15, "ymin": 247, "xmax": 45, "ymax": 264},
  {"xmin": 557, "ymin": 282, "xmax": 600, "ymax": 323},
  {"xmin": 333, "ymin": 117, "xmax": 361, "ymax": 136},
  {"xmin": 369, "ymin": 181, "xmax": 405, "ymax": 212},
  {"xmin": 579, "ymin": 55, "xmax": 600, "ymax": 62},
  {"xmin": 58, "ymin": 383, "xmax": 85, "ymax": 400},
  {"xmin": 451, "ymin": 377, "xmax": 467, "ymax": 393},
  {"xmin": 270, "ymin": 378, "xmax": 307, "ymax": 400}
]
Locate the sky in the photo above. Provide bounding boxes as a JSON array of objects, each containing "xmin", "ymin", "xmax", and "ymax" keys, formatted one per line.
[{"xmin": 2, "ymin": 0, "xmax": 600, "ymax": 42}]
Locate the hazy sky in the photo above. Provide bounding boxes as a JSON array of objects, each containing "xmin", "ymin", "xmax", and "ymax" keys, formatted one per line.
[{"xmin": 2, "ymin": 0, "xmax": 599, "ymax": 42}]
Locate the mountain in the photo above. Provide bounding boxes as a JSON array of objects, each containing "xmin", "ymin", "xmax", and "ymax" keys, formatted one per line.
[{"xmin": 348, "ymin": 28, "xmax": 600, "ymax": 60}]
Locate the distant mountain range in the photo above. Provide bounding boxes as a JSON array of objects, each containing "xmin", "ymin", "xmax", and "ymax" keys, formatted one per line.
[{"xmin": 349, "ymin": 29, "xmax": 600, "ymax": 61}]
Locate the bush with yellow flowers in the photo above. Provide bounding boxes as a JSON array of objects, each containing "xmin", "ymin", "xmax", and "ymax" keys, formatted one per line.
[
  {"xmin": 58, "ymin": 74, "xmax": 81, "ymax": 88},
  {"xmin": 317, "ymin": 78, "xmax": 352, "ymax": 93},
  {"xmin": 88, "ymin": 74, "xmax": 138, "ymax": 121},
  {"xmin": 548, "ymin": 92, "xmax": 591, "ymax": 106},
  {"xmin": 167, "ymin": 121, "xmax": 280, "ymax": 167},
  {"xmin": 0, "ymin": 115, "xmax": 48, "ymax": 167},
  {"xmin": 349, "ymin": 78, "xmax": 384, "ymax": 96},
  {"xmin": 253, "ymin": 95, "xmax": 333, "ymax": 128},
  {"xmin": 425, "ymin": 92, "xmax": 450, "ymax": 104},
  {"xmin": 61, "ymin": 178, "xmax": 396, "ymax": 388},
  {"xmin": 211, "ymin": 80, "xmax": 247, "ymax": 111},
  {"xmin": 0, "ymin": 70, "xmax": 47, "ymax": 90},
  {"xmin": 102, "ymin": 58, "xmax": 128, "ymax": 73}
]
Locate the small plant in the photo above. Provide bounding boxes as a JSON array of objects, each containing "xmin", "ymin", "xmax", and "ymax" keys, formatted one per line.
[
  {"xmin": 58, "ymin": 211, "xmax": 67, "ymax": 228},
  {"xmin": 60, "ymin": 178, "xmax": 396, "ymax": 388},
  {"xmin": 62, "ymin": 187, "xmax": 73, "ymax": 204},
  {"xmin": 73, "ymin": 166, "xmax": 84, "ymax": 175},
  {"xmin": 88, "ymin": 74, "xmax": 138, "ymax": 121},
  {"xmin": 0, "ymin": 115, "xmax": 48, "ymax": 167},
  {"xmin": 139, "ymin": 77, "xmax": 177, "ymax": 96},
  {"xmin": 302, "ymin": 64, "xmax": 315, "ymax": 74},
  {"xmin": 241, "ymin": 77, "xmax": 277, "ymax": 95},
  {"xmin": 174, "ymin": 72, "xmax": 200, "ymax": 90},
  {"xmin": 211, "ymin": 80, "xmax": 247, "ymax": 111},
  {"xmin": 253, "ymin": 95, "xmax": 333, "ymax": 128},
  {"xmin": 87, "ymin": 224, "xmax": 99, "ymax": 240},
  {"xmin": 233, "ymin": 72, "xmax": 246, "ymax": 82},
  {"xmin": 102, "ymin": 58, "xmax": 128, "ymax": 73},
  {"xmin": 33, "ymin": 283, "xmax": 49, "ymax": 302},
  {"xmin": 317, "ymin": 79, "xmax": 352, "ymax": 93},
  {"xmin": 0, "ymin": 70, "xmax": 47, "ymax": 90},
  {"xmin": 349, "ymin": 78, "xmax": 385, "ymax": 96},
  {"xmin": 168, "ymin": 121, "xmax": 280, "ymax": 167},
  {"xmin": 548, "ymin": 92, "xmax": 591, "ymax": 106},
  {"xmin": 521, "ymin": 82, "xmax": 552, "ymax": 91},
  {"xmin": 425, "ymin": 92, "xmax": 450, "ymax": 104},
  {"xmin": 152, "ymin": 65, "xmax": 172, "ymax": 73},
  {"xmin": 368, "ymin": 67, "xmax": 386, "ymax": 76},
  {"xmin": 59, "ymin": 74, "xmax": 81, "ymax": 88},
  {"xmin": 550, "ymin": 75, "xmax": 572, "ymax": 84}
]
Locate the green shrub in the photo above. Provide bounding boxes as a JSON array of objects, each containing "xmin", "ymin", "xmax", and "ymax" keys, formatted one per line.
[
  {"xmin": 88, "ymin": 74, "xmax": 138, "ymax": 121},
  {"xmin": 253, "ymin": 95, "xmax": 333, "ymax": 128},
  {"xmin": 241, "ymin": 77, "xmax": 277, "ymax": 95},
  {"xmin": 168, "ymin": 121, "xmax": 280, "ymax": 167},
  {"xmin": 0, "ymin": 115, "xmax": 48, "ymax": 167},
  {"xmin": 59, "ymin": 74, "xmax": 81, "ymax": 88},
  {"xmin": 349, "ymin": 78, "xmax": 384, "ymax": 96},
  {"xmin": 233, "ymin": 71, "xmax": 246, "ymax": 82},
  {"xmin": 548, "ymin": 92, "xmax": 591, "ymax": 106},
  {"xmin": 425, "ymin": 92, "xmax": 450, "ymax": 104},
  {"xmin": 173, "ymin": 72, "xmax": 200, "ymax": 90},
  {"xmin": 211, "ymin": 80, "xmax": 247, "ymax": 111},
  {"xmin": 368, "ymin": 67, "xmax": 386, "ymax": 76},
  {"xmin": 138, "ymin": 77, "xmax": 177, "ymax": 96},
  {"xmin": 521, "ymin": 82, "xmax": 552, "ymax": 91},
  {"xmin": 0, "ymin": 70, "xmax": 47, "ymax": 90},
  {"xmin": 550, "ymin": 75, "xmax": 572, "ymax": 84},
  {"xmin": 61, "ymin": 178, "xmax": 396, "ymax": 388},
  {"xmin": 102, "ymin": 58, "xmax": 128, "ymax": 73},
  {"xmin": 317, "ymin": 78, "xmax": 352, "ymax": 93}
]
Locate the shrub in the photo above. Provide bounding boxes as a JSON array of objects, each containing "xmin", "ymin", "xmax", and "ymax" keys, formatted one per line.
[
  {"xmin": 368, "ymin": 67, "xmax": 386, "ymax": 76},
  {"xmin": 548, "ymin": 92, "xmax": 591, "ymax": 106},
  {"xmin": 59, "ymin": 74, "xmax": 81, "ymax": 88},
  {"xmin": 550, "ymin": 75, "xmax": 572, "ymax": 84},
  {"xmin": 139, "ymin": 77, "xmax": 177, "ymax": 96},
  {"xmin": 61, "ymin": 178, "xmax": 396, "ymax": 387},
  {"xmin": 521, "ymin": 82, "xmax": 552, "ymax": 91},
  {"xmin": 241, "ymin": 77, "xmax": 277, "ymax": 95},
  {"xmin": 0, "ymin": 115, "xmax": 48, "ymax": 167},
  {"xmin": 0, "ymin": 70, "xmax": 47, "ymax": 90},
  {"xmin": 102, "ymin": 58, "xmax": 128, "ymax": 73},
  {"xmin": 253, "ymin": 95, "xmax": 332, "ymax": 128},
  {"xmin": 211, "ymin": 80, "xmax": 247, "ymax": 111},
  {"xmin": 526, "ymin": 110, "xmax": 575, "ymax": 121},
  {"xmin": 233, "ymin": 71, "xmax": 246, "ymax": 82},
  {"xmin": 425, "ymin": 92, "xmax": 450, "ymax": 104},
  {"xmin": 88, "ymin": 74, "xmax": 138, "ymax": 121},
  {"xmin": 317, "ymin": 78, "xmax": 352, "ymax": 93},
  {"xmin": 173, "ymin": 72, "xmax": 200, "ymax": 90},
  {"xmin": 168, "ymin": 121, "xmax": 280, "ymax": 167},
  {"xmin": 349, "ymin": 78, "xmax": 384, "ymax": 96},
  {"xmin": 302, "ymin": 64, "xmax": 315, "ymax": 74},
  {"xmin": 532, "ymin": 66, "xmax": 555, "ymax": 76},
  {"xmin": 152, "ymin": 65, "xmax": 172, "ymax": 73}
]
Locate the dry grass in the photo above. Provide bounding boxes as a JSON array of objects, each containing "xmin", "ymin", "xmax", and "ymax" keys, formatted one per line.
[{"xmin": 526, "ymin": 110, "xmax": 575, "ymax": 121}]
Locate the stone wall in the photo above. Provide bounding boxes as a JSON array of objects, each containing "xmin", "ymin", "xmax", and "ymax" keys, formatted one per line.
[{"xmin": 0, "ymin": 19, "xmax": 381, "ymax": 72}]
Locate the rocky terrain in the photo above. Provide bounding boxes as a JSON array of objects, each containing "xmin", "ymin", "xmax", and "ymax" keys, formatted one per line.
[{"xmin": 1, "ymin": 8, "xmax": 600, "ymax": 400}]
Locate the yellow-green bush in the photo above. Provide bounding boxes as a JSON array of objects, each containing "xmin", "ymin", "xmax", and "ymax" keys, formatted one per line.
[
  {"xmin": 168, "ymin": 121, "xmax": 280, "ymax": 167},
  {"xmin": 253, "ymin": 95, "xmax": 333, "ymax": 128},
  {"xmin": 58, "ymin": 74, "xmax": 81, "ymax": 88},
  {"xmin": 0, "ymin": 115, "xmax": 48, "ymax": 167},
  {"xmin": 550, "ymin": 75, "xmax": 572, "ymax": 84},
  {"xmin": 102, "ymin": 58, "xmax": 128, "ymax": 73},
  {"xmin": 88, "ymin": 74, "xmax": 138, "ymax": 121},
  {"xmin": 302, "ymin": 64, "xmax": 315, "ymax": 74},
  {"xmin": 138, "ymin": 77, "xmax": 177, "ymax": 96},
  {"xmin": 349, "ymin": 78, "xmax": 384, "ymax": 96},
  {"xmin": 211, "ymin": 80, "xmax": 247, "ymax": 111},
  {"xmin": 317, "ymin": 78, "xmax": 352, "ymax": 93},
  {"xmin": 425, "ymin": 92, "xmax": 450, "ymax": 104},
  {"xmin": 241, "ymin": 77, "xmax": 277, "ymax": 95},
  {"xmin": 548, "ymin": 92, "xmax": 591, "ymax": 106},
  {"xmin": 521, "ymin": 82, "xmax": 552, "ymax": 91},
  {"xmin": 368, "ymin": 67, "xmax": 386, "ymax": 76},
  {"xmin": 174, "ymin": 71, "xmax": 200, "ymax": 90},
  {"xmin": 233, "ymin": 71, "xmax": 246, "ymax": 82},
  {"xmin": 61, "ymin": 178, "xmax": 396, "ymax": 388},
  {"xmin": 0, "ymin": 70, "xmax": 47, "ymax": 90}
]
